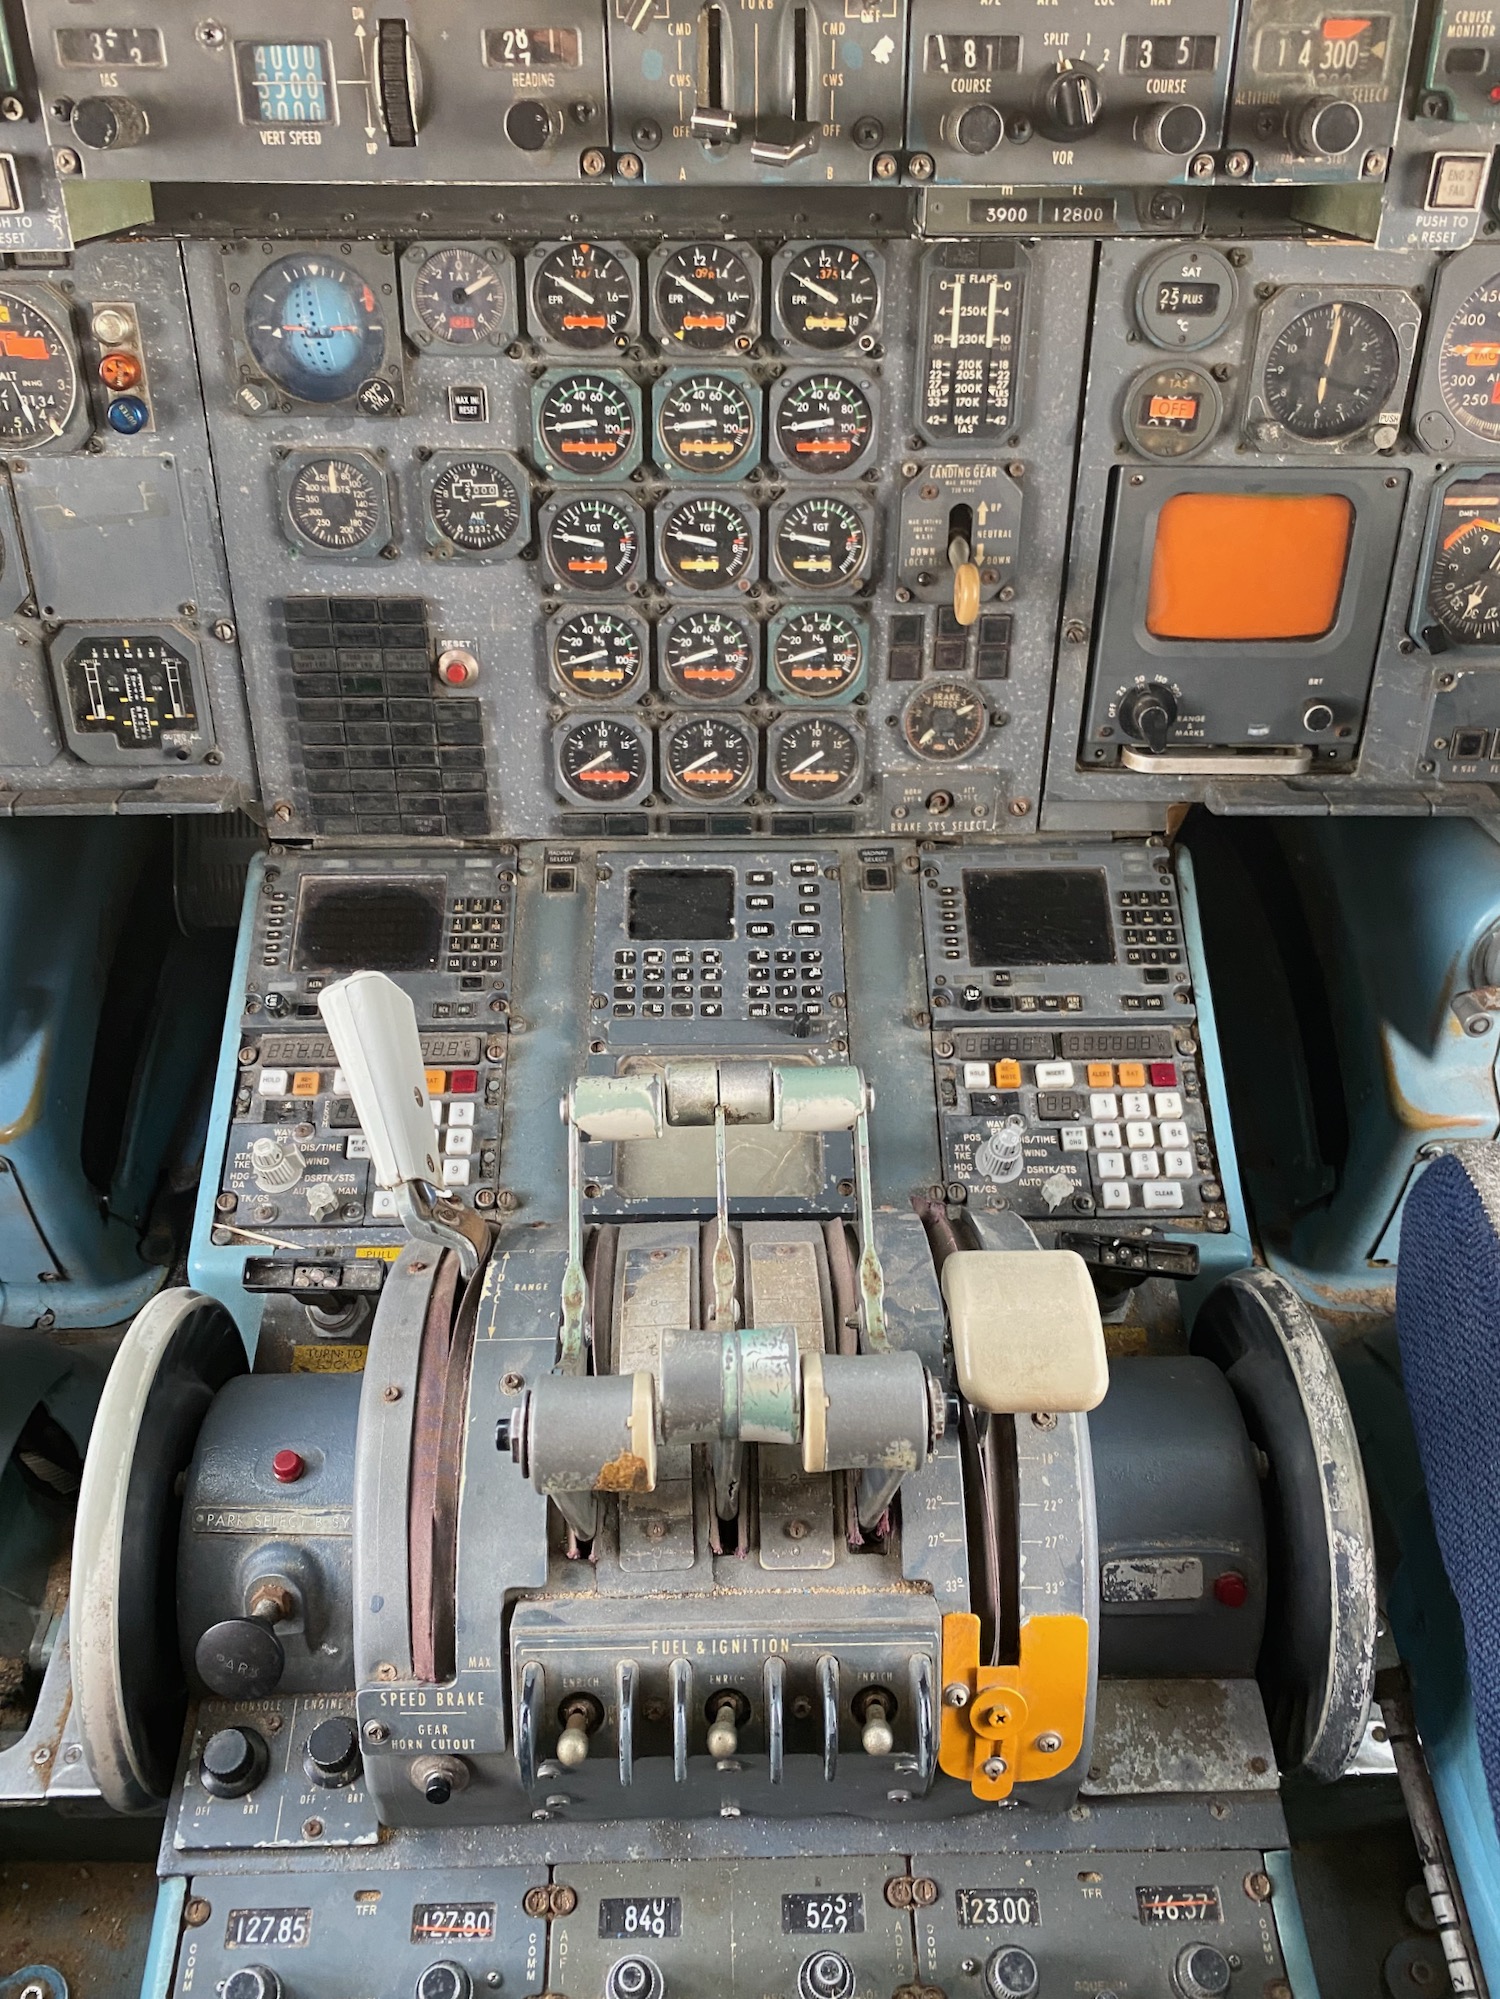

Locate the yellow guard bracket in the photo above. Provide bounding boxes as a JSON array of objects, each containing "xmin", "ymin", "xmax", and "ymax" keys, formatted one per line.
[{"xmin": 939, "ymin": 1610, "xmax": 1091, "ymax": 1801}]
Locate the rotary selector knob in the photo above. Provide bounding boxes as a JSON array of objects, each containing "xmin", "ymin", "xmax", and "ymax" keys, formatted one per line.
[
  {"xmin": 1303, "ymin": 702, "xmax": 1335, "ymax": 733},
  {"xmin": 606, "ymin": 1960, "xmax": 665, "ymax": 1999},
  {"xmin": 505, "ymin": 98, "xmax": 563, "ymax": 151},
  {"xmin": 798, "ymin": 1953, "xmax": 856, "ymax": 1999},
  {"xmin": 1119, "ymin": 682, "xmax": 1179, "ymax": 752},
  {"xmin": 1173, "ymin": 1942, "xmax": 1232, "ymax": 1999},
  {"xmin": 223, "ymin": 1971, "xmax": 282, "ymax": 1999},
  {"xmin": 948, "ymin": 102, "xmax": 1006, "ymax": 154},
  {"xmin": 199, "ymin": 1725, "xmax": 270, "ymax": 1799},
  {"xmin": 1290, "ymin": 95, "xmax": 1363, "ymax": 155},
  {"xmin": 250, "ymin": 1135, "xmax": 305, "ymax": 1193},
  {"xmin": 1040, "ymin": 62, "xmax": 1101, "ymax": 138},
  {"xmin": 986, "ymin": 1947, "xmax": 1041, "ymax": 1998},
  {"xmin": 415, "ymin": 1964, "xmax": 473, "ymax": 1999},
  {"xmin": 71, "ymin": 95, "xmax": 149, "ymax": 149},
  {"xmin": 1144, "ymin": 102, "xmax": 1209, "ymax": 155},
  {"xmin": 305, "ymin": 1715, "xmax": 363, "ymax": 1788}
]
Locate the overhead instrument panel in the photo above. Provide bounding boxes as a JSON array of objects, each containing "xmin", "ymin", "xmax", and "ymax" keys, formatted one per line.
[{"xmin": 1223, "ymin": 0, "xmax": 1418, "ymax": 180}]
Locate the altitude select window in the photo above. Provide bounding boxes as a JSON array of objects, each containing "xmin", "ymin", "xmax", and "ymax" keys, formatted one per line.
[{"xmin": 1144, "ymin": 491, "xmax": 1355, "ymax": 641}]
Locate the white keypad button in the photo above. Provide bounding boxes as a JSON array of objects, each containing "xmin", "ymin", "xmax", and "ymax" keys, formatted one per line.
[
  {"xmin": 1097, "ymin": 1151, "xmax": 1126, "ymax": 1180},
  {"xmin": 1061, "ymin": 1126, "xmax": 1089, "ymax": 1152},
  {"xmin": 1125, "ymin": 1120, "xmax": 1155, "ymax": 1149},
  {"xmin": 1154, "ymin": 1091, "xmax": 1184, "ymax": 1119},
  {"xmin": 1035, "ymin": 1062, "xmax": 1076, "ymax": 1089},
  {"xmin": 370, "ymin": 1189, "xmax": 399, "ymax": 1219},
  {"xmin": 1130, "ymin": 1149, "xmax": 1161, "ymax": 1178},
  {"xmin": 1143, "ymin": 1182, "xmax": 1184, "ymax": 1210},
  {"xmin": 1090, "ymin": 1093, "xmax": 1119, "ymax": 1121},
  {"xmin": 257, "ymin": 1067, "xmax": 289, "ymax": 1097},
  {"xmin": 963, "ymin": 1061, "xmax": 992, "ymax": 1089},
  {"xmin": 447, "ymin": 1101, "xmax": 476, "ymax": 1127},
  {"xmin": 1164, "ymin": 1150, "xmax": 1194, "ymax": 1179},
  {"xmin": 430, "ymin": 1100, "xmax": 444, "ymax": 1125},
  {"xmin": 441, "ymin": 1158, "xmax": 472, "ymax": 1188},
  {"xmin": 1159, "ymin": 1121, "xmax": 1189, "ymax": 1150},
  {"xmin": 333, "ymin": 1068, "xmax": 348, "ymax": 1094},
  {"xmin": 1101, "ymin": 1182, "xmax": 1132, "ymax": 1211},
  {"xmin": 444, "ymin": 1127, "xmax": 474, "ymax": 1157},
  {"xmin": 1093, "ymin": 1121, "xmax": 1122, "ymax": 1150},
  {"xmin": 345, "ymin": 1134, "xmax": 370, "ymax": 1160},
  {"xmin": 1122, "ymin": 1091, "xmax": 1151, "ymax": 1119}
]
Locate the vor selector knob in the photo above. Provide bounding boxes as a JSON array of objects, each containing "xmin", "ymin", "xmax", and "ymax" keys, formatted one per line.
[
  {"xmin": 1290, "ymin": 95, "xmax": 1363, "ymax": 155},
  {"xmin": 70, "ymin": 95, "xmax": 149, "ymax": 149},
  {"xmin": 1173, "ymin": 1942, "xmax": 1232, "ymax": 1999},
  {"xmin": 1118, "ymin": 682, "xmax": 1179, "ymax": 753},
  {"xmin": 985, "ymin": 1947, "xmax": 1041, "ymax": 1998},
  {"xmin": 1040, "ymin": 62, "xmax": 1101, "ymax": 138}
]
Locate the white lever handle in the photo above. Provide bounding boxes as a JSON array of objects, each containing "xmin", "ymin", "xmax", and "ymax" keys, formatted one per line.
[{"xmin": 318, "ymin": 971, "xmax": 440, "ymax": 1192}]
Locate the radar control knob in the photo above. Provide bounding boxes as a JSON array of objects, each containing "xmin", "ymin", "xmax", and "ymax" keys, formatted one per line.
[
  {"xmin": 1118, "ymin": 683, "xmax": 1179, "ymax": 753},
  {"xmin": 70, "ymin": 95, "xmax": 149, "ymax": 149},
  {"xmin": 1142, "ymin": 102, "xmax": 1209, "ymax": 156},
  {"xmin": 1039, "ymin": 62, "xmax": 1101, "ymax": 139},
  {"xmin": 1290, "ymin": 95, "xmax": 1363, "ymax": 156},
  {"xmin": 223, "ymin": 1972, "xmax": 282, "ymax": 1999},
  {"xmin": 415, "ymin": 1964, "xmax": 473, "ymax": 1999},
  {"xmin": 1173, "ymin": 1942, "xmax": 1232, "ymax": 1999},
  {"xmin": 985, "ymin": 1947, "xmax": 1041, "ymax": 1998}
]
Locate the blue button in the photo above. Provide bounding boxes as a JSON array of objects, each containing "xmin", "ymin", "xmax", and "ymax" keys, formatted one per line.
[{"xmin": 106, "ymin": 394, "xmax": 149, "ymax": 434}]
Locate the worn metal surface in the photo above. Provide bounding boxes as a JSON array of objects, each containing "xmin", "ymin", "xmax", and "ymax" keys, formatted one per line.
[{"xmin": 1083, "ymin": 1679, "xmax": 1280, "ymax": 1796}]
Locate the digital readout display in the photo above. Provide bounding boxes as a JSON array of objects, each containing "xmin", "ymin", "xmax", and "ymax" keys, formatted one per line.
[
  {"xmin": 483, "ymin": 27, "xmax": 582, "ymax": 67},
  {"xmin": 599, "ymin": 1897, "xmax": 682, "ymax": 1940},
  {"xmin": 411, "ymin": 1904, "xmax": 497, "ymax": 1943},
  {"xmin": 782, "ymin": 1893, "xmax": 865, "ymax": 1935},
  {"xmin": 1136, "ymin": 1885, "xmax": 1223, "ymax": 1924},
  {"xmin": 955, "ymin": 1888, "xmax": 1043, "ymax": 1928},
  {"xmin": 626, "ymin": 868, "xmax": 737, "ymax": 942},
  {"xmin": 236, "ymin": 41, "xmax": 332, "ymax": 124},
  {"xmin": 293, "ymin": 877, "xmax": 447, "ymax": 972},
  {"xmin": 925, "ymin": 34, "xmax": 1021, "ymax": 72},
  {"xmin": 1255, "ymin": 16, "xmax": 1390, "ymax": 76},
  {"xmin": 55, "ymin": 26, "xmax": 164, "ymax": 67},
  {"xmin": 1155, "ymin": 282, "xmax": 1222, "ymax": 317},
  {"xmin": 225, "ymin": 1908, "xmax": 312, "ymax": 1949},
  {"xmin": 1122, "ymin": 33, "xmax": 1218, "ymax": 69}
]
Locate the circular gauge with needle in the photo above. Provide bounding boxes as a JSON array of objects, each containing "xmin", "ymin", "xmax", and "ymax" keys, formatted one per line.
[
  {"xmin": 534, "ymin": 372, "xmax": 639, "ymax": 478},
  {"xmin": 554, "ymin": 713, "xmax": 651, "ymax": 804},
  {"xmin": 411, "ymin": 246, "xmax": 508, "ymax": 348},
  {"xmin": 901, "ymin": 680, "xmax": 988, "ymax": 760},
  {"xmin": 655, "ymin": 372, "xmax": 759, "ymax": 476},
  {"xmin": 772, "ymin": 373, "xmax": 875, "ymax": 475},
  {"xmin": 281, "ymin": 452, "xmax": 388, "ymax": 557},
  {"xmin": 1439, "ymin": 274, "xmax": 1500, "ymax": 445},
  {"xmin": 767, "ymin": 714, "xmax": 863, "ymax": 804},
  {"xmin": 0, "ymin": 291, "xmax": 77, "ymax": 446},
  {"xmin": 657, "ymin": 492, "xmax": 757, "ymax": 592},
  {"xmin": 1427, "ymin": 488, "xmax": 1500, "ymax": 644},
  {"xmin": 661, "ymin": 712, "xmax": 758, "ymax": 805},
  {"xmin": 1260, "ymin": 298, "xmax": 1400, "ymax": 441},
  {"xmin": 654, "ymin": 242, "xmax": 758, "ymax": 350},
  {"xmin": 770, "ymin": 607, "xmax": 866, "ymax": 700},
  {"xmin": 771, "ymin": 493, "xmax": 870, "ymax": 588},
  {"xmin": 777, "ymin": 244, "xmax": 880, "ymax": 351},
  {"xmin": 245, "ymin": 252, "xmax": 388, "ymax": 405},
  {"xmin": 531, "ymin": 240, "xmax": 635, "ymax": 351},
  {"xmin": 542, "ymin": 492, "xmax": 643, "ymax": 592},
  {"xmin": 550, "ymin": 608, "xmax": 648, "ymax": 701},
  {"xmin": 425, "ymin": 455, "xmax": 524, "ymax": 556},
  {"xmin": 659, "ymin": 607, "xmax": 758, "ymax": 701}
]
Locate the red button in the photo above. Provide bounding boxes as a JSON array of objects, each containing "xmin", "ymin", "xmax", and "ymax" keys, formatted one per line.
[
  {"xmin": 271, "ymin": 1448, "xmax": 305, "ymax": 1484},
  {"xmin": 1149, "ymin": 1062, "xmax": 1178, "ymax": 1088},
  {"xmin": 449, "ymin": 1068, "xmax": 479, "ymax": 1094},
  {"xmin": 1213, "ymin": 1570, "xmax": 1248, "ymax": 1609}
]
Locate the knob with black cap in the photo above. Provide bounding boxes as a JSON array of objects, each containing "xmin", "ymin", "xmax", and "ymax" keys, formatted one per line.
[
  {"xmin": 1173, "ymin": 1941, "xmax": 1232, "ymax": 1999},
  {"xmin": 505, "ymin": 98, "xmax": 563, "ymax": 151},
  {"xmin": 415, "ymin": 1964, "xmax": 473, "ymax": 1999},
  {"xmin": 798, "ymin": 1951, "xmax": 855, "ymax": 1999},
  {"xmin": 1118, "ymin": 682, "xmax": 1179, "ymax": 753},
  {"xmin": 947, "ymin": 101, "xmax": 1006, "ymax": 155},
  {"xmin": 1142, "ymin": 102, "xmax": 1208, "ymax": 156},
  {"xmin": 1039, "ymin": 61, "xmax": 1101, "ymax": 139},
  {"xmin": 223, "ymin": 1971, "xmax": 282, "ymax": 1999},
  {"xmin": 1303, "ymin": 701, "xmax": 1335, "ymax": 733},
  {"xmin": 304, "ymin": 1715, "xmax": 362, "ymax": 1789},
  {"xmin": 194, "ymin": 1595, "xmax": 288, "ymax": 1700},
  {"xmin": 71, "ymin": 95, "xmax": 149, "ymax": 150},
  {"xmin": 199, "ymin": 1724, "xmax": 270, "ymax": 1799},
  {"xmin": 1290, "ymin": 95, "xmax": 1362, "ymax": 155},
  {"xmin": 985, "ymin": 1946, "xmax": 1041, "ymax": 1998}
]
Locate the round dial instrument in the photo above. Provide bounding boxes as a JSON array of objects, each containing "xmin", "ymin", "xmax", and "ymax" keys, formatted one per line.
[
  {"xmin": 661, "ymin": 712, "xmax": 757, "ymax": 804},
  {"xmin": 768, "ymin": 715, "xmax": 862, "ymax": 804},
  {"xmin": 773, "ymin": 374, "xmax": 874, "ymax": 474},
  {"xmin": 660, "ymin": 608, "xmax": 757, "ymax": 701},
  {"xmin": 556, "ymin": 714, "xmax": 649, "ymax": 803},
  {"xmin": 772, "ymin": 494, "xmax": 869, "ymax": 588},
  {"xmin": 532, "ymin": 241, "xmax": 635, "ymax": 351},
  {"xmin": 655, "ymin": 243, "xmax": 757, "ymax": 350},
  {"xmin": 771, "ymin": 608, "xmax": 865, "ymax": 700},
  {"xmin": 536, "ymin": 373, "xmax": 637, "ymax": 477},
  {"xmin": 1261, "ymin": 299, "xmax": 1399, "ymax": 440},
  {"xmin": 902, "ymin": 680, "xmax": 988, "ymax": 760},
  {"xmin": 245, "ymin": 253, "xmax": 387, "ymax": 405},
  {"xmin": 1123, "ymin": 364, "xmax": 1221, "ymax": 459},
  {"xmin": 284, "ymin": 454, "xmax": 386, "ymax": 553},
  {"xmin": 1428, "ymin": 508, "xmax": 1500, "ymax": 644},
  {"xmin": 428, "ymin": 457, "xmax": 523, "ymax": 554},
  {"xmin": 655, "ymin": 372, "xmax": 758, "ymax": 476},
  {"xmin": 658, "ymin": 493, "xmax": 756, "ymax": 592},
  {"xmin": 411, "ymin": 246, "xmax": 508, "ymax": 347},
  {"xmin": 544, "ymin": 493, "xmax": 641, "ymax": 591},
  {"xmin": 778, "ymin": 245, "xmax": 880, "ymax": 350},
  {"xmin": 551, "ymin": 609, "xmax": 646, "ymax": 700},
  {"xmin": 0, "ymin": 292, "xmax": 76, "ymax": 445},
  {"xmin": 1437, "ymin": 274, "xmax": 1500, "ymax": 444}
]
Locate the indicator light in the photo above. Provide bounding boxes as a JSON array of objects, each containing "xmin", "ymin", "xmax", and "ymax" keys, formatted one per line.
[
  {"xmin": 1213, "ymin": 1570, "xmax": 1249, "ymax": 1608},
  {"xmin": 436, "ymin": 647, "xmax": 480, "ymax": 686},
  {"xmin": 99, "ymin": 350, "xmax": 142, "ymax": 390},
  {"xmin": 105, "ymin": 394, "xmax": 149, "ymax": 434},
  {"xmin": 91, "ymin": 307, "xmax": 133, "ymax": 345}
]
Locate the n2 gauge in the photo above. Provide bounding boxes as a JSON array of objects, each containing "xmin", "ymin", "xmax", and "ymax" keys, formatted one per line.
[{"xmin": 659, "ymin": 608, "xmax": 758, "ymax": 701}]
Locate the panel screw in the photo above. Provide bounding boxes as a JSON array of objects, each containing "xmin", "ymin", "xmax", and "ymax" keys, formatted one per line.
[
  {"xmin": 55, "ymin": 149, "xmax": 80, "ymax": 176},
  {"xmin": 942, "ymin": 1683, "xmax": 969, "ymax": 1708},
  {"xmin": 383, "ymin": 1383, "xmax": 402, "ymax": 1402},
  {"xmin": 184, "ymin": 1898, "xmax": 212, "ymax": 1928},
  {"xmin": 981, "ymin": 1756, "xmax": 1007, "ymax": 1779},
  {"xmin": 1244, "ymin": 1870, "xmax": 1274, "ymax": 1901},
  {"xmin": 211, "ymin": 619, "xmax": 237, "ymax": 643},
  {"xmin": 375, "ymin": 1661, "xmax": 399, "ymax": 1681},
  {"xmin": 873, "ymin": 153, "xmax": 899, "ymax": 180},
  {"xmin": 1035, "ymin": 1731, "xmax": 1063, "ymax": 1753},
  {"xmin": 0, "ymin": 98, "xmax": 22, "ymax": 123},
  {"xmin": 364, "ymin": 1721, "xmax": 389, "ymax": 1744}
]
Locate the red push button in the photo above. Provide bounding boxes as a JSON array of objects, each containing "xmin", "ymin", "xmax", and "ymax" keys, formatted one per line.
[
  {"xmin": 1213, "ymin": 1570, "xmax": 1248, "ymax": 1608},
  {"xmin": 271, "ymin": 1448, "xmax": 305, "ymax": 1484},
  {"xmin": 1149, "ymin": 1062, "xmax": 1178, "ymax": 1088},
  {"xmin": 449, "ymin": 1068, "xmax": 479, "ymax": 1095}
]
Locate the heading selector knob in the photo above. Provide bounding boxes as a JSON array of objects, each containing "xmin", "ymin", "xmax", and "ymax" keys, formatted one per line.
[
  {"xmin": 1290, "ymin": 95, "xmax": 1363, "ymax": 155},
  {"xmin": 1040, "ymin": 61, "xmax": 1102, "ymax": 138},
  {"xmin": 1119, "ymin": 682, "xmax": 1179, "ymax": 753}
]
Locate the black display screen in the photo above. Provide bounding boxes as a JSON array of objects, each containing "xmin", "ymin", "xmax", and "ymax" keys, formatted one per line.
[
  {"xmin": 293, "ymin": 877, "xmax": 446, "ymax": 971},
  {"xmin": 962, "ymin": 870, "xmax": 1115, "ymax": 967},
  {"xmin": 627, "ymin": 869, "xmax": 737, "ymax": 941}
]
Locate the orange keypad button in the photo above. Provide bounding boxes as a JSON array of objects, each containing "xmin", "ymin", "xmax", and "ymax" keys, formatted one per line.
[
  {"xmin": 290, "ymin": 1071, "xmax": 321, "ymax": 1097},
  {"xmin": 993, "ymin": 1059, "xmax": 1023, "ymax": 1088},
  {"xmin": 1087, "ymin": 1063, "xmax": 1114, "ymax": 1088},
  {"xmin": 424, "ymin": 1068, "xmax": 447, "ymax": 1097},
  {"xmin": 1118, "ymin": 1062, "xmax": 1147, "ymax": 1089}
]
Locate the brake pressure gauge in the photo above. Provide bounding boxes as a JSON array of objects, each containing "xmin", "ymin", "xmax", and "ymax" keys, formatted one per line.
[{"xmin": 902, "ymin": 680, "xmax": 989, "ymax": 760}]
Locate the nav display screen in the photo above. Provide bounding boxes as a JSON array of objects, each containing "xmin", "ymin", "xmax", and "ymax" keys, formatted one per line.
[
  {"xmin": 1144, "ymin": 491, "xmax": 1353, "ymax": 641},
  {"xmin": 963, "ymin": 869, "xmax": 1115, "ymax": 966},
  {"xmin": 293, "ymin": 877, "xmax": 446, "ymax": 971},
  {"xmin": 627, "ymin": 869, "xmax": 737, "ymax": 941}
]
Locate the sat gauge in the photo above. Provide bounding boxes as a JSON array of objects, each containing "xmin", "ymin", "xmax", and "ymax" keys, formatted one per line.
[
  {"xmin": 0, "ymin": 290, "xmax": 80, "ymax": 449},
  {"xmin": 1134, "ymin": 246, "xmax": 1237, "ymax": 351},
  {"xmin": 241, "ymin": 249, "xmax": 393, "ymax": 408}
]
